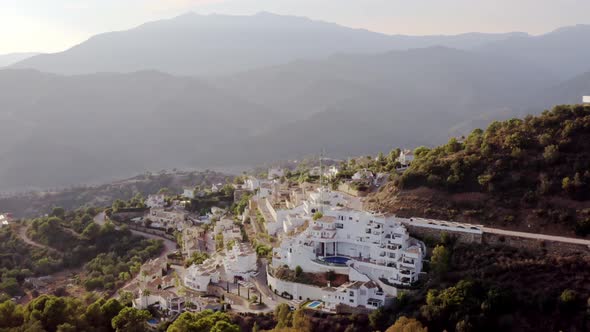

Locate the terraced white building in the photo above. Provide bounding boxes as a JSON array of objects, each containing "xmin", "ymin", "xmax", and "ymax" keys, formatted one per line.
[{"xmin": 271, "ymin": 206, "xmax": 424, "ymax": 288}]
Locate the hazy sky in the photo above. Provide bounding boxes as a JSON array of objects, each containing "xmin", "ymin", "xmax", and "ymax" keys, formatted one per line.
[{"xmin": 1, "ymin": 0, "xmax": 589, "ymax": 54}]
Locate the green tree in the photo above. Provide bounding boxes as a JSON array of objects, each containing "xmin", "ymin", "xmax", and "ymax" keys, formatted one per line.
[
  {"xmin": 294, "ymin": 266, "xmax": 303, "ymax": 278},
  {"xmin": 0, "ymin": 300, "xmax": 24, "ymax": 329},
  {"xmin": 274, "ymin": 303, "xmax": 292, "ymax": 329},
  {"xmin": 430, "ymin": 245, "xmax": 450, "ymax": 276},
  {"xmin": 111, "ymin": 307, "xmax": 150, "ymax": 332},
  {"xmin": 82, "ymin": 222, "xmax": 101, "ymax": 239},
  {"xmin": 50, "ymin": 207, "xmax": 66, "ymax": 218}
]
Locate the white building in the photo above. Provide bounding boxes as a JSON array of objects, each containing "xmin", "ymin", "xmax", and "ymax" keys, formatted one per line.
[
  {"xmin": 268, "ymin": 168, "xmax": 285, "ymax": 180},
  {"xmin": 323, "ymin": 281, "xmax": 386, "ymax": 310},
  {"xmin": 244, "ymin": 177, "xmax": 260, "ymax": 192},
  {"xmin": 148, "ymin": 208, "xmax": 188, "ymax": 230},
  {"xmin": 352, "ymin": 169, "xmax": 374, "ymax": 181},
  {"xmin": 271, "ymin": 207, "xmax": 424, "ymax": 288},
  {"xmin": 211, "ymin": 183, "xmax": 223, "ymax": 193},
  {"xmin": 146, "ymin": 194, "xmax": 166, "ymax": 208},
  {"xmin": 183, "ymin": 188, "xmax": 195, "ymax": 199},
  {"xmin": 0, "ymin": 214, "xmax": 11, "ymax": 227},
  {"xmin": 326, "ymin": 165, "xmax": 340, "ymax": 178},
  {"xmin": 184, "ymin": 258, "xmax": 220, "ymax": 292},
  {"xmin": 584, "ymin": 96, "xmax": 590, "ymax": 104},
  {"xmin": 223, "ymin": 242, "xmax": 257, "ymax": 280},
  {"xmin": 397, "ymin": 150, "xmax": 415, "ymax": 167}
]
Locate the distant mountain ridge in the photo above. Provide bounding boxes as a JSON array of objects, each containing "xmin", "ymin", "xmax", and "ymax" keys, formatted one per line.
[
  {"xmin": 0, "ymin": 43, "xmax": 558, "ymax": 192},
  {"xmin": 0, "ymin": 52, "xmax": 40, "ymax": 67},
  {"xmin": 477, "ymin": 24, "xmax": 590, "ymax": 79},
  {"xmin": 11, "ymin": 12, "xmax": 527, "ymax": 76}
]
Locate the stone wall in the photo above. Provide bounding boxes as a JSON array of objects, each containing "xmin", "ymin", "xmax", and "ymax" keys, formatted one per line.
[
  {"xmin": 402, "ymin": 222, "xmax": 483, "ymax": 244},
  {"xmin": 267, "ymin": 269, "xmax": 325, "ymax": 302},
  {"xmin": 403, "ymin": 219, "xmax": 589, "ymax": 254},
  {"xmin": 482, "ymin": 233, "xmax": 589, "ymax": 254}
]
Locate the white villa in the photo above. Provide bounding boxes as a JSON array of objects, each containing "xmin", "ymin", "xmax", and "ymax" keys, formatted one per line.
[
  {"xmin": 244, "ymin": 177, "xmax": 260, "ymax": 192},
  {"xmin": 0, "ymin": 213, "xmax": 12, "ymax": 227},
  {"xmin": 352, "ymin": 169, "xmax": 374, "ymax": 181},
  {"xmin": 183, "ymin": 188, "xmax": 195, "ymax": 199},
  {"xmin": 326, "ymin": 165, "xmax": 340, "ymax": 178},
  {"xmin": 223, "ymin": 242, "xmax": 257, "ymax": 280},
  {"xmin": 584, "ymin": 96, "xmax": 590, "ymax": 104},
  {"xmin": 323, "ymin": 280, "xmax": 386, "ymax": 310},
  {"xmin": 268, "ymin": 167, "xmax": 285, "ymax": 180},
  {"xmin": 271, "ymin": 207, "xmax": 424, "ymax": 289},
  {"xmin": 146, "ymin": 194, "xmax": 166, "ymax": 208},
  {"xmin": 185, "ymin": 258, "xmax": 220, "ymax": 292},
  {"xmin": 148, "ymin": 207, "xmax": 188, "ymax": 230},
  {"xmin": 397, "ymin": 150, "xmax": 415, "ymax": 167}
]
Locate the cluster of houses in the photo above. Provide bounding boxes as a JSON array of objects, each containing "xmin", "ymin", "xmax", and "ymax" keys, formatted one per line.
[
  {"xmin": 0, "ymin": 213, "xmax": 12, "ymax": 227},
  {"xmin": 262, "ymin": 184, "xmax": 425, "ymax": 310},
  {"xmin": 132, "ymin": 257, "xmax": 222, "ymax": 315},
  {"xmin": 183, "ymin": 217, "xmax": 257, "ymax": 293},
  {"xmin": 128, "ymin": 158, "xmax": 444, "ymax": 314},
  {"xmin": 215, "ymin": 166, "xmax": 426, "ymax": 311}
]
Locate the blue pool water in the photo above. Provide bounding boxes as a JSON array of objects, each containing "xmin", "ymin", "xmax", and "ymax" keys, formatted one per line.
[
  {"xmin": 148, "ymin": 319, "xmax": 158, "ymax": 324},
  {"xmin": 323, "ymin": 256, "xmax": 350, "ymax": 265},
  {"xmin": 307, "ymin": 301, "xmax": 322, "ymax": 308}
]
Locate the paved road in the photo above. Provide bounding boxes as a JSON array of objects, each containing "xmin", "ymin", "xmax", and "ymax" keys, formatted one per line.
[
  {"xmin": 94, "ymin": 212, "xmax": 178, "ymax": 298},
  {"xmin": 93, "ymin": 212, "xmax": 176, "ymax": 253},
  {"xmin": 483, "ymin": 226, "xmax": 590, "ymax": 247}
]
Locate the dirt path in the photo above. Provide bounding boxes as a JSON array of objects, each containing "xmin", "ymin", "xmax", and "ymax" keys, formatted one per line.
[{"xmin": 16, "ymin": 224, "xmax": 60, "ymax": 254}]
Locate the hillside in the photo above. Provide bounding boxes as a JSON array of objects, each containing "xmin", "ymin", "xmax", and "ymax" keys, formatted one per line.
[
  {"xmin": 0, "ymin": 69, "xmax": 271, "ymax": 191},
  {"xmin": 10, "ymin": 12, "xmax": 524, "ymax": 76},
  {"xmin": 368, "ymin": 104, "xmax": 590, "ymax": 237},
  {"xmin": 0, "ymin": 170, "xmax": 232, "ymax": 218},
  {"xmin": 1, "ymin": 46, "xmax": 562, "ymax": 192},
  {"xmin": 478, "ymin": 24, "xmax": 590, "ymax": 79},
  {"xmin": 536, "ymin": 70, "xmax": 590, "ymax": 107},
  {"xmin": 0, "ymin": 52, "xmax": 39, "ymax": 67},
  {"xmin": 226, "ymin": 47, "xmax": 555, "ymax": 158}
]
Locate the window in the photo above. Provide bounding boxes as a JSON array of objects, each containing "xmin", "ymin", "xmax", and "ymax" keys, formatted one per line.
[
  {"xmin": 349, "ymin": 299, "xmax": 354, "ymax": 303},
  {"xmin": 349, "ymin": 291, "xmax": 354, "ymax": 296},
  {"xmin": 335, "ymin": 223, "xmax": 343, "ymax": 229}
]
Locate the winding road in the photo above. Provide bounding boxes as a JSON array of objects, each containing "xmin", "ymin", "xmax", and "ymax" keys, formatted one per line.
[
  {"xmin": 16, "ymin": 224, "xmax": 60, "ymax": 254},
  {"xmin": 93, "ymin": 212, "xmax": 177, "ymax": 254}
]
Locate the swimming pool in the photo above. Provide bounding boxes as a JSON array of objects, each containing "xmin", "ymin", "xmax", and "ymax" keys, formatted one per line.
[
  {"xmin": 148, "ymin": 319, "xmax": 158, "ymax": 325},
  {"xmin": 307, "ymin": 301, "xmax": 322, "ymax": 309},
  {"xmin": 322, "ymin": 256, "xmax": 350, "ymax": 265}
]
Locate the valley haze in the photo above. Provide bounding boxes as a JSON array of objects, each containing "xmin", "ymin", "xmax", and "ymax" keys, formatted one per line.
[{"xmin": 1, "ymin": 12, "xmax": 590, "ymax": 192}]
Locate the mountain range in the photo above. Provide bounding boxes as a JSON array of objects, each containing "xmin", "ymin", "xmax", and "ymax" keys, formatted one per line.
[
  {"xmin": 11, "ymin": 12, "xmax": 529, "ymax": 77},
  {"xmin": 2, "ymin": 12, "xmax": 590, "ymax": 191},
  {"xmin": 0, "ymin": 52, "xmax": 40, "ymax": 67}
]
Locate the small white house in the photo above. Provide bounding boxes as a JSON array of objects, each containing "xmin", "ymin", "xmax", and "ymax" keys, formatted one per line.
[
  {"xmin": 223, "ymin": 242, "xmax": 257, "ymax": 280},
  {"xmin": 584, "ymin": 96, "xmax": 590, "ymax": 104},
  {"xmin": 268, "ymin": 168, "xmax": 285, "ymax": 180},
  {"xmin": 146, "ymin": 194, "xmax": 166, "ymax": 208},
  {"xmin": 244, "ymin": 177, "xmax": 260, "ymax": 191},
  {"xmin": 0, "ymin": 213, "xmax": 12, "ymax": 227},
  {"xmin": 326, "ymin": 166, "xmax": 340, "ymax": 178},
  {"xmin": 323, "ymin": 281, "xmax": 386, "ymax": 310},
  {"xmin": 352, "ymin": 169, "xmax": 374, "ymax": 181},
  {"xmin": 182, "ymin": 188, "xmax": 195, "ymax": 199},
  {"xmin": 184, "ymin": 258, "xmax": 220, "ymax": 292},
  {"xmin": 397, "ymin": 150, "xmax": 414, "ymax": 167}
]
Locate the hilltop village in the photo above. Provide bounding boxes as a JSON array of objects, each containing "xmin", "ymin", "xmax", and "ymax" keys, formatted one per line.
[
  {"xmin": 96, "ymin": 155, "xmax": 436, "ymax": 317},
  {"xmin": 4, "ymin": 104, "xmax": 590, "ymax": 331}
]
